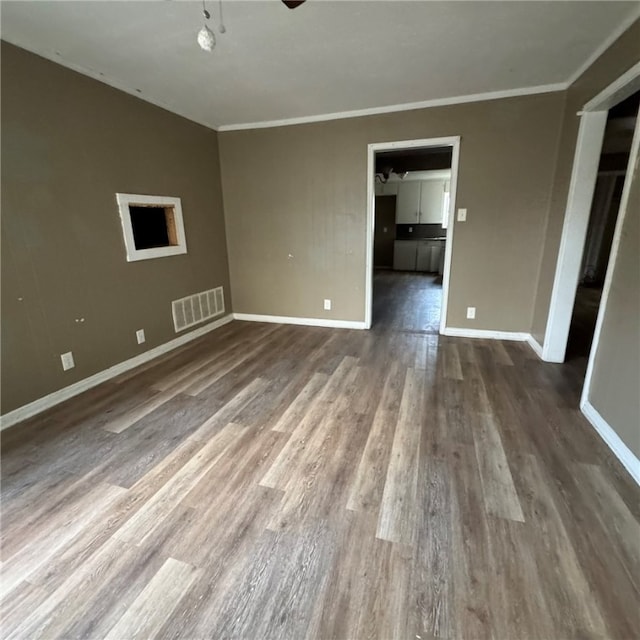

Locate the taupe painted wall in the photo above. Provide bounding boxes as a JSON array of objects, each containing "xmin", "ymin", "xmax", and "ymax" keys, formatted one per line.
[
  {"xmin": 1, "ymin": 43, "xmax": 231, "ymax": 414},
  {"xmin": 588, "ymin": 153, "xmax": 639, "ymax": 458},
  {"xmin": 219, "ymin": 93, "xmax": 565, "ymax": 328},
  {"xmin": 530, "ymin": 20, "xmax": 640, "ymax": 344}
]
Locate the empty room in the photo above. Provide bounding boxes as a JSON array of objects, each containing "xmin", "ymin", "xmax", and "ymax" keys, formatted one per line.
[{"xmin": 1, "ymin": 2, "xmax": 639, "ymax": 638}]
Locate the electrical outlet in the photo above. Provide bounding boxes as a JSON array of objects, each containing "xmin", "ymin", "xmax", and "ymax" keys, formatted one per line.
[
  {"xmin": 61, "ymin": 351, "xmax": 75, "ymax": 371},
  {"xmin": 466, "ymin": 306, "xmax": 476, "ymax": 320},
  {"xmin": 136, "ymin": 329, "xmax": 145, "ymax": 344},
  {"xmin": 324, "ymin": 299, "xmax": 332, "ymax": 311},
  {"xmin": 458, "ymin": 208, "xmax": 467, "ymax": 222}
]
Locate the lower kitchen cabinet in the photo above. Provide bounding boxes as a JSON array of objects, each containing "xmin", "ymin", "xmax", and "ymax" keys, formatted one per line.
[
  {"xmin": 393, "ymin": 240, "xmax": 418, "ymax": 270},
  {"xmin": 395, "ymin": 239, "xmax": 445, "ymax": 273}
]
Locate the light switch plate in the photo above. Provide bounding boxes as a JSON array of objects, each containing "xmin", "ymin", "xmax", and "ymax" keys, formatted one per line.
[
  {"xmin": 457, "ymin": 208, "xmax": 467, "ymax": 222},
  {"xmin": 61, "ymin": 351, "xmax": 75, "ymax": 371},
  {"xmin": 136, "ymin": 329, "xmax": 145, "ymax": 344}
]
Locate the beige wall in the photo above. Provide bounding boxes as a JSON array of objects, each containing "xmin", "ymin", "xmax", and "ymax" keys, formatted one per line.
[
  {"xmin": 219, "ymin": 93, "xmax": 565, "ymax": 328},
  {"xmin": 530, "ymin": 20, "xmax": 640, "ymax": 344},
  {"xmin": 588, "ymin": 151, "xmax": 639, "ymax": 458},
  {"xmin": 1, "ymin": 43, "xmax": 231, "ymax": 414}
]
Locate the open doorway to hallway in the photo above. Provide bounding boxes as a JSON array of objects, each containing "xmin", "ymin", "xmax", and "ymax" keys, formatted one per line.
[
  {"xmin": 371, "ymin": 145, "xmax": 453, "ymax": 332},
  {"xmin": 566, "ymin": 89, "xmax": 639, "ymax": 372}
]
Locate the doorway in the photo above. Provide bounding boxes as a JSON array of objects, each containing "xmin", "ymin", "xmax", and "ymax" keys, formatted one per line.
[
  {"xmin": 543, "ymin": 63, "xmax": 640, "ymax": 365},
  {"xmin": 365, "ymin": 137, "xmax": 460, "ymax": 332},
  {"xmin": 565, "ymin": 90, "xmax": 639, "ymax": 371}
]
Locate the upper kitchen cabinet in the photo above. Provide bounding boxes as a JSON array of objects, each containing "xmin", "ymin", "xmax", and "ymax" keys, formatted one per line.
[
  {"xmin": 419, "ymin": 180, "xmax": 446, "ymax": 224},
  {"xmin": 393, "ymin": 170, "xmax": 451, "ymax": 225},
  {"xmin": 395, "ymin": 181, "xmax": 421, "ymax": 223}
]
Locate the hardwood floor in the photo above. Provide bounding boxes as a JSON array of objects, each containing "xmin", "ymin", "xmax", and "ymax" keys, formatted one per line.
[
  {"xmin": 566, "ymin": 284, "xmax": 603, "ymax": 369},
  {"xmin": 373, "ymin": 269, "xmax": 442, "ymax": 333},
  {"xmin": 2, "ymin": 274, "xmax": 639, "ymax": 639}
]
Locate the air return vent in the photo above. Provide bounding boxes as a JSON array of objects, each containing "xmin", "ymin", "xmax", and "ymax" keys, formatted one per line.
[{"xmin": 172, "ymin": 286, "xmax": 225, "ymax": 332}]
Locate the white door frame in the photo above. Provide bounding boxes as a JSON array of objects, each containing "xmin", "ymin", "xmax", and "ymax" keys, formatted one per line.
[
  {"xmin": 542, "ymin": 61, "xmax": 640, "ymax": 362},
  {"xmin": 365, "ymin": 136, "xmax": 461, "ymax": 331},
  {"xmin": 581, "ymin": 112, "xmax": 640, "ymax": 408}
]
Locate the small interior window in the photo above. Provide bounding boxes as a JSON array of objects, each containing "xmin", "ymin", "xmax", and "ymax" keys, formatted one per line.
[{"xmin": 116, "ymin": 194, "xmax": 187, "ymax": 261}]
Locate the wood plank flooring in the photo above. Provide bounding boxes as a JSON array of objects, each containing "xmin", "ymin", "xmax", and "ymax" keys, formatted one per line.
[{"xmin": 1, "ymin": 273, "xmax": 639, "ymax": 639}]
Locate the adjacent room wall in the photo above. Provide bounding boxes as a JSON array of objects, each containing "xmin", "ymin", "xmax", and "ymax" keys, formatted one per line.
[
  {"xmin": 588, "ymin": 158, "xmax": 639, "ymax": 458},
  {"xmin": 530, "ymin": 19, "xmax": 640, "ymax": 345},
  {"xmin": 1, "ymin": 43, "xmax": 232, "ymax": 415},
  {"xmin": 219, "ymin": 92, "xmax": 565, "ymax": 329}
]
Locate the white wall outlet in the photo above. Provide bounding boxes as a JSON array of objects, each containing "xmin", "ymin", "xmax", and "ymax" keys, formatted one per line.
[
  {"xmin": 324, "ymin": 299, "xmax": 332, "ymax": 311},
  {"xmin": 61, "ymin": 351, "xmax": 75, "ymax": 371},
  {"xmin": 408, "ymin": 226, "xmax": 413, "ymax": 232},
  {"xmin": 136, "ymin": 329, "xmax": 145, "ymax": 344},
  {"xmin": 466, "ymin": 306, "xmax": 476, "ymax": 320},
  {"xmin": 457, "ymin": 208, "xmax": 467, "ymax": 222},
  {"xmin": 383, "ymin": 226, "xmax": 388, "ymax": 233}
]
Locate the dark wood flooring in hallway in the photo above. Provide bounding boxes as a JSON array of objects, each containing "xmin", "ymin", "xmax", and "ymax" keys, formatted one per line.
[
  {"xmin": 373, "ymin": 269, "xmax": 442, "ymax": 333},
  {"xmin": 1, "ymin": 273, "xmax": 639, "ymax": 639}
]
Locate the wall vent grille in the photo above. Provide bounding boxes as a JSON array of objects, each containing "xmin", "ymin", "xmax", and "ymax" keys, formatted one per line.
[{"xmin": 172, "ymin": 286, "xmax": 225, "ymax": 332}]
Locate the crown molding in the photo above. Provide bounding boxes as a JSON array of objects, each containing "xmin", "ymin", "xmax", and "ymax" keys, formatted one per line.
[
  {"xmin": 7, "ymin": 7, "xmax": 639, "ymax": 135},
  {"xmin": 217, "ymin": 83, "xmax": 567, "ymax": 132},
  {"xmin": 565, "ymin": 7, "xmax": 640, "ymax": 88}
]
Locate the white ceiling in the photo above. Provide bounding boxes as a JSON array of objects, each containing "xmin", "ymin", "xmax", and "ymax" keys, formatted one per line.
[{"xmin": 2, "ymin": 1, "xmax": 639, "ymax": 130}]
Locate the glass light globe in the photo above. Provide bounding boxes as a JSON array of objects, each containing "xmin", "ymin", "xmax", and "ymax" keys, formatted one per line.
[{"xmin": 197, "ymin": 25, "xmax": 216, "ymax": 52}]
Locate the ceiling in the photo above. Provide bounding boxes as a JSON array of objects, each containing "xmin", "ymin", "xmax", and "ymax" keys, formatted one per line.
[{"xmin": 1, "ymin": 1, "xmax": 639, "ymax": 131}]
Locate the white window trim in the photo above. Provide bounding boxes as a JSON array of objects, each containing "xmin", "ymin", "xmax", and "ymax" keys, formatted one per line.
[{"xmin": 116, "ymin": 193, "xmax": 187, "ymax": 262}]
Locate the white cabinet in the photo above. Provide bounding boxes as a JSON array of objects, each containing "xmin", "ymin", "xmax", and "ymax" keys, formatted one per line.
[
  {"xmin": 395, "ymin": 179, "xmax": 447, "ymax": 224},
  {"xmin": 395, "ymin": 182, "xmax": 421, "ymax": 223},
  {"xmin": 416, "ymin": 241, "xmax": 432, "ymax": 272},
  {"xmin": 419, "ymin": 180, "xmax": 446, "ymax": 224},
  {"xmin": 393, "ymin": 240, "xmax": 418, "ymax": 271},
  {"xmin": 395, "ymin": 240, "xmax": 445, "ymax": 272}
]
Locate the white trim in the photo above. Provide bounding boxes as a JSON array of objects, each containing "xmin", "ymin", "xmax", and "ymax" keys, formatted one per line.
[
  {"xmin": 581, "ymin": 402, "xmax": 640, "ymax": 486},
  {"xmin": 583, "ymin": 60, "xmax": 640, "ymax": 112},
  {"xmin": 581, "ymin": 114, "xmax": 640, "ymax": 409},
  {"xmin": 365, "ymin": 137, "xmax": 460, "ymax": 331},
  {"xmin": 441, "ymin": 328, "xmax": 530, "ymax": 341},
  {"xmin": 0, "ymin": 314, "xmax": 234, "ymax": 430},
  {"xmin": 116, "ymin": 193, "xmax": 187, "ymax": 262},
  {"xmin": 526, "ymin": 335, "xmax": 544, "ymax": 359},
  {"xmin": 218, "ymin": 84, "xmax": 566, "ymax": 132},
  {"xmin": 7, "ymin": 9, "xmax": 638, "ymax": 136},
  {"xmin": 565, "ymin": 8, "xmax": 640, "ymax": 88},
  {"xmin": 233, "ymin": 313, "xmax": 366, "ymax": 330},
  {"xmin": 439, "ymin": 141, "xmax": 460, "ymax": 334},
  {"xmin": 542, "ymin": 60, "xmax": 640, "ymax": 363},
  {"xmin": 542, "ymin": 111, "xmax": 608, "ymax": 362}
]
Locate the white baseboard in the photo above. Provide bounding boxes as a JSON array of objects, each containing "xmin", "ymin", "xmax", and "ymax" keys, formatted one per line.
[
  {"xmin": 233, "ymin": 313, "xmax": 366, "ymax": 330},
  {"xmin": 526, "ymin": 334, "xmax": 545, "ymax": 359},
  {"xmin": 0, "ymin": 314, "xmax": 234, "ymax": 431},
  {"xmin": 441, "ymin": 327, "xmax": 530, "ymax": 341},
  {"xmin": 581, "ymin": 401, "xmax": 640, "ymax": 486}
]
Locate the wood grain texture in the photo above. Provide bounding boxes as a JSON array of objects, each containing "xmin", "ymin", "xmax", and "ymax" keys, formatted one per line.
[
  {"xmin": 103, "ymin": 557, "xmax": 199, "ymax": 640},
  {"xmin": 1, "ymin": 273, "xmax": 638, "ymax": 639}
]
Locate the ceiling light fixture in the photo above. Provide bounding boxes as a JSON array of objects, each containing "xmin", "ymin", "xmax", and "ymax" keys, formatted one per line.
[
  {"xmin": 197, "ymin": 0, "xmax": 216, "ymax": 52},
  {"xmin": 218, "ymin": 0, "xmax": 226, "ymax": 34}
]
